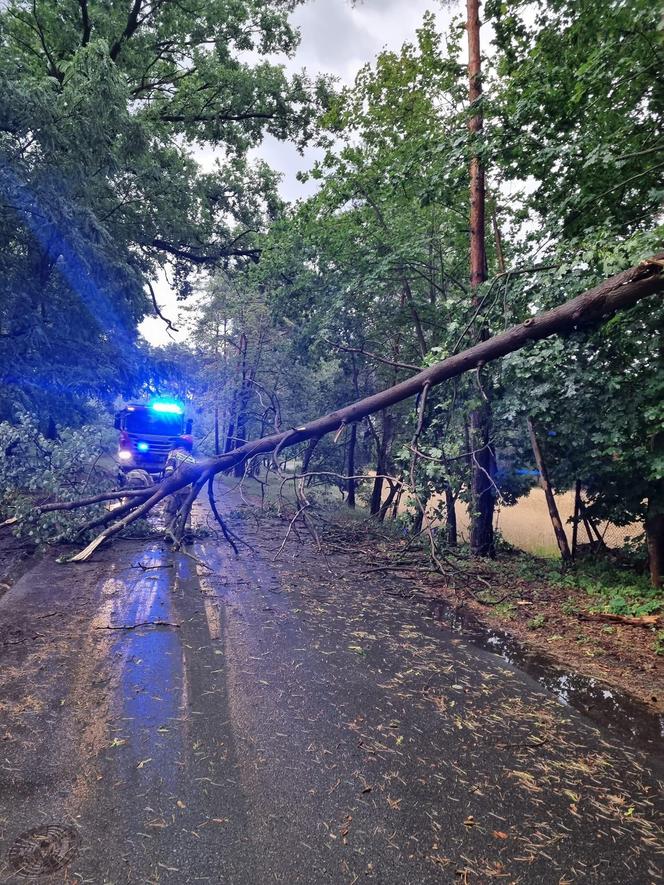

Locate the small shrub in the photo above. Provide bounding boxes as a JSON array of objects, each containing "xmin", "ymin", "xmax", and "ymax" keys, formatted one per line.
[
  {"xmin": 558, "ymin": 559, "xmax": 662, "ymax": 618},
  {"xmin": 0, "ymin": 410, "xmax": 117, "ymax": 544},
  {"xmin": 494, "ymin": 602, "xmax": 516, "ymax": 620},
  {"xmin": 517, "ymin": 562, "xmax": 538, "ymax": 581},
  {"xmin": 527, "ymin": 614, "xmax": 546, "ymax": 629}
]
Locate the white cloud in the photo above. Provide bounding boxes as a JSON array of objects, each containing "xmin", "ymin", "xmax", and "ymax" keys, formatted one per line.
[{"xmin": 140, "ymin": 0, "xmax": 453, "ymax": 345}]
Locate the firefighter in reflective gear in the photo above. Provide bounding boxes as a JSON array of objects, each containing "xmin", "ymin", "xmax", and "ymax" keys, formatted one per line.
[{"xmin": 163, "ymin": 436, "xmax": 195, "ymax": 536}]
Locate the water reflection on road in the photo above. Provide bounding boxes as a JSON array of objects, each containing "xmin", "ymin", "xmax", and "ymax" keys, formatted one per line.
[
  {"xmin": 429, "ymin": 600, "xmax": 664, "ymax": 751},
  {"xmin": 109, "ymin": 549, "xmax": 187, "ymax": 795}
]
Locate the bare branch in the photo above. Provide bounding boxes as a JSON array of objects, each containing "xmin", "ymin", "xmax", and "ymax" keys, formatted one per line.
[
  {"xmin": 158, "ymin": 111, "xmax": 276, "ymax": 124},
  {"xmin": 151, "ymin": 238, "xmax": 261, "ymax": 265},
  {"xmin": 323, "ymin": 338, "xmax": 421, "ymax": 372},
  {"xmin": 147, "ymin": 280, "xmax": 178, "ymax": 334},
  {"xmin": 27, "ymin": 1, "xmax": 63, "ymax": 81},
  {"xmin": 109, "ymin": 0, "xmax": 143, "ymax": 61},
  {"xmin": 409, "ymin": 380, "xmax": 431, "ymax": 492},
  {"xmin": 207, "ymin": 478, "xmax": 239, "ymax": 555}
]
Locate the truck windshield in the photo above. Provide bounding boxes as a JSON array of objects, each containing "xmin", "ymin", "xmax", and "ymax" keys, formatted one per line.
[{"xmin": 124, "ymin": 410, "xmax": 184, "ymax": 436}]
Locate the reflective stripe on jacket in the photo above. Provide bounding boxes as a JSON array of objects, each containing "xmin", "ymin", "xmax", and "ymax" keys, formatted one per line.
[{"xmin": 164, "ymin": 448, "xmax": 195, "ymax": 476}]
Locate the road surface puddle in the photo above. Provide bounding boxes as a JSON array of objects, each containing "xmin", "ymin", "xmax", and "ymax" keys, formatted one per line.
[{"xmin": 428, "ymin": 600, "xmax": 664, "ymax": 754}]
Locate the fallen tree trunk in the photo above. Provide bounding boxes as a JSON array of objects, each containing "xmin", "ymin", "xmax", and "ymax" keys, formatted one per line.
[
  {"xmin": 45, "ymin": 253, "xmax": 663, "ymax": 561},
  {"xmin": 578, "ymin": 612, "xmax": 661, "ymax": 628}
]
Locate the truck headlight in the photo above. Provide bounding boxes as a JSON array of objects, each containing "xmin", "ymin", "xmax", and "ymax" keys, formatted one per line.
[{"xmin": 118, "ymin": 449, "xmax": 133, "ymax": 461}]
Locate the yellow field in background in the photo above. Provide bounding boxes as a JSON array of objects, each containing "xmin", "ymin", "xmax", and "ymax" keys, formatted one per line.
[
  {"xmin": 270, "ymin": 468, "xmax": 642, "ymax": 558},
  {"xmin": 454, "ymin": 488, "xmax": 642, "ymax": 556}
]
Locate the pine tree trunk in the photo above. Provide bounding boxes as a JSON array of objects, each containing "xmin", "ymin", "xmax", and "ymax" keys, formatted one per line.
[
  {"xmin": 466, "ymin": 0, "xmax": 494, "ymax": 557},
  {"xmin": 233, "ymin": 406, "xmax": 247, "ymax": 477},
  {"xmin": 379, "ymin": 481, "xmax": 399, "ymax": 523},
  {"xmin": 467, "ymin": 0, "xmax": 485, "ymax": 292},
  {"xmin": 370, "ymin": 412, "xmax": 393, "ymax": 516},
  {"xmin": 413, "ymin": 504, "xmax": 424, "ymax": 535},
  {"xmin": 469, "ymin": 403, "xmax": 495, "ymax": 557},
  {"xmin": 445, "ymin": 486, "xmax": 457, "ymax": 547},
  {"xmin": 646, "ymin": 423, "xmax": 664, "ymax": 583},
  {"xmin": 646, "ymin": 501, "xmax": 664, "ymax": 589},
  {"xmin": 571, "ymin": 479, "xmax": 582, "ymax": 558},
  {"xmin": 370, "ymin": 470, "xmax": 384, "ymax": 516}
]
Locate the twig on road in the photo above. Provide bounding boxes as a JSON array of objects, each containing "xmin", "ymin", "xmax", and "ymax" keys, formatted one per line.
[
  {"xmin": 177, "ymin": 549, "xmax": 215, "ymax": 572},
  {"xmin": 496, "ymin": 737, "xmax": 549, "ymax": 751},
  {"xmin": 273, "ymin": 503, "xmax": 310, "ymax": 562},
  {"xmin": 95, "ymin": 620, "xmax": 181, "ymax": 630},
  {"xmin": 207, "ymin": 478, "xmax": 254, "ymax": 555}
]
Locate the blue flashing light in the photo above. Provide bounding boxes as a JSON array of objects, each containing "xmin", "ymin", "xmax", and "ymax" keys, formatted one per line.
[
  {"xmin": 150, "ymin": 400, "xmax": 183, "ymax": 415},
  {"xmin": 136, "ymin": 441, "xmax": 150, "ymax": 453}
]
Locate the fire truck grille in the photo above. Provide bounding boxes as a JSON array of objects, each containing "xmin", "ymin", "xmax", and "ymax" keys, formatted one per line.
[{"xmin": 127, "ymin": 435, "xmax": 177, "ymax": 461}]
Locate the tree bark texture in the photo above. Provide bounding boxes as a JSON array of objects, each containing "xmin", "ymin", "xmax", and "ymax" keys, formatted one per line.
[
  {"xmin": 370, "ymin": 412, "xmax": 393, "ymax": 516},
  {"xmin": 214, "ymin": 405, "xmax": 220, "ymax": 456},
  {"xmin": 571, "ymin": 478, "xmax": 582, "ymax": 558},
  {"xmin": 347, "ymin": 422, "xmax": 357, "ymax": 508},
  {"xmin": 469, "ymin": 404, "xmax": 495, "ymax": 556},
  {"xmin": 445, "ymin": 486, "xmax": 458, "ymax": 547},
  {"xmin": 646, "ymin": 501, "xmax": 664, "ymax": 589},
  {"xmin": 646, "ymin": 434, "xmax": 664, "ymax": 587},
  {"xmin": 467, "ymin": 0, "xmax": 485, "ymax": 291}
]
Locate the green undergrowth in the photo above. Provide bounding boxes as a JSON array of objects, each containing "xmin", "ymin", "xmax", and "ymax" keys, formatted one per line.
[
  {"xmin": 654, "ymin": 631, "xmax": 664, "ymax": 656},
  {"xmin": 0, "ymin": 412, "xmax": 118, "ymax": 545},
  {"xmin": 552, "ymin": 561, "xmax": 662, "ymax": 618},
  {"xmin": 492, "ymin": 534, "xmax": 661, "ymax": 619}
]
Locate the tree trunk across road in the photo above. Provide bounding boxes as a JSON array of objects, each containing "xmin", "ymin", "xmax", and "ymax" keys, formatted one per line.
[
  {"xmin": 51, "ymin": 253, "xmax": 663, "ymax": 567},
  {"xmin": 193, "ymin": 254, "xmax": 664, "ymax": 481}
]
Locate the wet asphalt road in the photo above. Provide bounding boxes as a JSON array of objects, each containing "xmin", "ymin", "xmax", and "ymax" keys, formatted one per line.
[{"xmin": 0, "ymin": 497, "xmax": 662, "ymax": 884}]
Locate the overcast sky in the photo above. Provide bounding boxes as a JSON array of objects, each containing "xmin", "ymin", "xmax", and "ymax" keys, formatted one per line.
[{"xmin": 140, "ymin": 0, "xmax": 453, "ymax": 346}]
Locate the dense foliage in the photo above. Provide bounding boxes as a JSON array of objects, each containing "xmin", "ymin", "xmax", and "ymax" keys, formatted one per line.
[
  {"xmin": 0, "ymin": 0, "xmax": 327, "ymax": 425},
  {"xmin": 0, "ymin": 411, "xmax": 117, "ymax": 541},
  {"xmin": 246, "ymin": 0, "xmax": 662, "ymax": 574}
]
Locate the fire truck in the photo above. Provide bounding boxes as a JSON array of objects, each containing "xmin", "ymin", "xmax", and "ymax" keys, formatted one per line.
[{"xmin": 114, "ymin": 399, "xmax": 192, "ymax": 477}]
